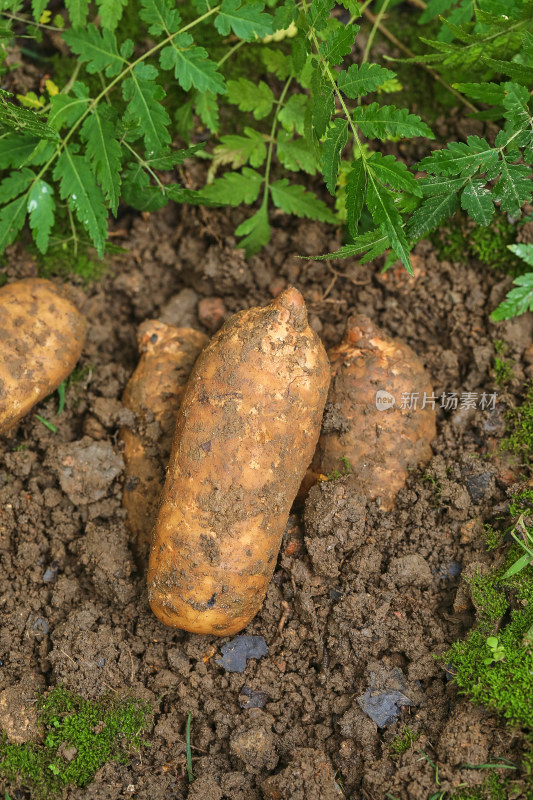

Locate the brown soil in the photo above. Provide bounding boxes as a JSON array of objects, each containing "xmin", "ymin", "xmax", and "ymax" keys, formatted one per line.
[{"xmin": 1, "ymin": 201, "xmax": 532, "ymax": 799}]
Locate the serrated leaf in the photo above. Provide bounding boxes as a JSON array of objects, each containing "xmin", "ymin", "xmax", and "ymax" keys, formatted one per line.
[
  {"xmin": 278, "ymin": 94, "xmax": 307, "ymax": 134},
  {"xmin": 139, "ymin": 0, "xmax": 181, "ymax": 34},
  {"xmin": 0, "ymin": 135, "xmax": 41, "ymax": 167},
  {"xmin": 452, "ymin": 82, "xmax": 505, "ymax": 105},
  {"xmin": 353, "ymin": 102, "xmax": 434, "ymax": 140},
  {"xmin": 146, "ymin": 144, "xmax": 205, "ymax": 169},
  {"xmin": 417, "ymin": 135, "xmax": 497, "ymax": 177},
  {"xmin": 0, "ymin": 167, "xmax": 34, "ymax": 202},
  {"xmin": 460, "ymin": 179, "xmax": 494, "ymax": 224},
  {"xmin": 337, "ymin": 63, "xmax": 396, "ymax": 98},
  {"xmin": 122, "ymin": 165, "xmax": 167, "ymax": 212},
  {"xmin": 502, "ymin": 81, "xmax": 531, "ymax": 129},
  {"xmin": 345, "ymin": 159, "xmax": 366, "ymax": 238},
  {"xmin": 418, "ymin": 0, "xmax": 454, "ymax": 23},
  {"xmin": 53, "ymin": 147, "xmax": 108, "ymax": 257},
  {"xmin": 311, "ymin": 66, "xmax": 334, "ymax": 139},
  {"xmin": 321, "ymin": 118, "xmax": 347, "ymax": 194},
  {"xmin": 367, "ymin": 152, "xmax": 422, "ymax": 196},
  {"xmin": 65, "ymin": 0, "xmax": 88, "ymax": 26},
  {"xmin": 215, "ymin": 0, "xmax": 273, "ymax": 40},
  {"xmin": 307, "ymin": 229, "xmax": 388, "ymax": 260},
  {"xmin": 270, "ymin": 179, "xmax": 336, "ymax": 223},
  {"xmin": 418, "ymin": 175, "xmax": 466, "ymax": 195},
  {"xmin": 366, "ymin": 178, "xmax": 411, "ymax": 272},
  {"xmin": 97, "ymin": 0, "xmax": 128, "ymax": 29},
  {"xmin": 406, "ymin": 192, "xmax": 460, "ymax": 238},
  {"xmin": 197, "ymin": 168, "xmax": 263, "ymax": 205},
  {"xmin": 307, "ymin": 0, "xmax": 335, "ymax": 30},
  {"xmin": 209, "ymin": 128, "xmax": 266, "ymax": 175},
  {"xmin": 48, "ymin": 91, "xmax": 89, "ymax": 131},
  {"xmin": 261, "ymin": 48, "xmax": 293, "ymax": 79},
  {"xmin": 272, "ymin": 0, "xmax": 299, "ymax": 31},
  {"xmin": 31, "ymin": 0, "xmax": 48, "ymax": 22},
  {"xmin": 0, "ymin": 195, "xmax": 27, "ymax": 254},
  {"xmin": 196, "ymin": 91, "xmax": 219, "ymax": 133},
  {"xmin": 277, "ymin": 130, "xmax": 319, "ymax": 174},
  {"xmin": 80, "ymin": 109, "xmax": 122, "ymax": 215},
  {"xmin": 226, "ymin": 78, "xmax": 274, "ymax": 120},
  {"xmin": 160, "ymin": 33, "xmax": 226, "ymax": 95},
  {"xmin": 319, "ymin": 24, "xmax": 359, "ymax": 65},
  {"xmin": 494, "ymin": 160, "xmax": 533, "ymax": 217},
  {"xmin": 491, "ymin": 272, "xmax": 533, "ymax": 320},
  {"xmin": 235, "ymin": 205, "xmax": 271, "ymax": 256},
  {"xmin": 27, "ymin": 180, "xmax": 55, "ymax": 253},
  {"xmin": 0, "ymin": 94, "xmax": 58, "ymax": 140},
  {"xmin": 508, "ymin": 243, "xmax": 533, "ymax": 267},
  {"xmin": 63, "ymin": 25, "xmax": 125, "ymax": 77},
  {"xmin": 122, "ymin": 63, "xmax": 171, "ymax": 153},
  {"xmin": 481, "ymin": 57, "xmax": 533, "ymax": 84}
]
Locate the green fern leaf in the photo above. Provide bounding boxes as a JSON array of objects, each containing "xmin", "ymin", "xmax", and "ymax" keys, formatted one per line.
[
  {"xmin": 418, "ymin": 175, "xmax": 466, "ymax": 195},
  {"xmin": 146, "ymin": 144, "xmax": 205, "ymax": 169},
  {"xmin": 196, "ymin": 91, "xmax": 219, "ymax": 133},
  {"xmin": 80, "ymin": 108, "xmax": 122, "ymax": 215},
  {"xmin": 272, "ymin": 0, "xmax": 299, "ymax": 30},
  {"xmin": 0, "ymin": 195, "xmax": 28, "ymax": 254},
  {"xmin": 261, "ymin": 48, "xmax": 293, "ymax": 79},
  {"xmin": 493, "ymin": 160, "xmax": 533, "ymax": 218},
  {"xmin": 406, "ymin": 191, "xmax": 459, "ymax": 238},
  {"xmin": 322, "ymin": 118, "xmax": 348, "ymax": 194},
  {"xmin": 366, "ymin": 178, "xmax": 411, "ymax": 272},
  {"xmin": 31, "ymin": 0, "xmax": 48, "ymax": 22},
  {"xmin": 210, "ymin": 128, "xmax": 266, "ymax": 172},
  {"xmin": 0, "ymin": 134, "xmax": 53, "ymax": 167},
  {"xmin": 122, "ymin": 166, "xmax": 167, "ymax": 212},
  {"xmin": 63, "ymin": 25, "xmax": 125, "ymax": 77},
  {"xmin": 337, "ymin": 63, "xmax": 396, "ymax": 98},
  {"xmin": 53, "ymin": 147, "xmax": 108, "ymax": 257},
  {"xmin": 366, "ymin": 152, "xmax": 422, "ymax": 196},
  {"xmin": 65, "ymin": 0, "xmax": 89, "ymax": 26},
  {"xmin": 0, "ymin": 168, "xmax": 35, "ymax": 202},
  {"xmin": 307, "ymin": 0, "xmax": 335, "ymax": 31},
  {"xmin": 226, "ymin": 78, "xmax": 274, "ymax": 120},
  {"xmin": 417, "ymin": 135, "xmax": 497, "ymax": 177},
  {"xmin": 311, "ymin": 67, "xmax": 334, "ymax": 139},
  {"xmin": 139, "ymin": 0, "xmax": 180, "ymax": 34},
  {"xmin": 235, "ymin": 205, "xmax": 271, "ymax": 256},
  {"xmin": 215, "ymin": 0, "xmax": 273, "ymax": 40},
  {"xmin": 319, "ymin": 24, "xmax": 359, "ymax": 66},
  {"xmin": 48, "ymin": 86, "xmax": 89, "ymax": 131},
  {"xmin": 508, "ymin": 243, "xmax": 533, "ymax": 267},
  {"xmin": 460, "ymin": 179, "xmax": 494, "ymax": 225},
  {"xmin": 452, "ymin": 82, "xmax": 505, "ymax": 105},
  {"xmin": 305, "ymin": 229, "xmax": 388, "ymax": 260},
  {"xmin": 418, "ymin": 0, "xmax": 454, "ymax": 23},
  {"xmin": 197, "ymin": 168, "xmax": 263, "ymax": 205},
  {"xmin": 481, "ymin": 57, "xmax": 533, "ymax": 85},
  {"xmin": 122, "ymin": 64, "xmax": 171, "ymax": 153},
  {"xmin": 160, "ymin": 33, "xmax": 225, "ymax": 94},
  {"xmin": 352, "ymin": 102, "xmax": 434, "ymax": 140},
  {"xmin": 278, "ymin": 94, "xmax": 308, "ymax": 135},
  {"xmin": 345, "ymin": 159, "xmax": 366, "ymax": 238},
  {"xmin": 277, "ymin": 131, "xmax": 319, "ymax": 175},
  {"xmin": 491, "ymin": 272, "xmax": 533, "ymax": 321},
  {"xmin": 270, "ymin": 179, "xmax": 336, "ymax": 223},
  {"xmin": 0, "ymin": 90, "xmax": 58, "ymax": 140},
  {"xmin": 97, "ymin": 0, "xmax": 128, "ymax": 29},
  {"xmin": 27, "ymin": 180, "xmax": 55, "ymax": 253}
]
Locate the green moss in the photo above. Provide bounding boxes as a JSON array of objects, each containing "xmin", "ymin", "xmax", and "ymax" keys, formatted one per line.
[
  {"xmin": 431, "ymin": 212, "xmax": 522, "ymax": 275},
  {"xmin": 502, "ymin": 382, "xmax": 533, "ymax": 466},
  {"xmin": 451, "ymin": 772, "xmax": 515, "ymax": 799},
  {"xmin": 388, "ymin": 726, "xmax": 420, "ymax": 758},
  {"xmin": 0, "ymin": 688, "xmax": 151, "ymax": 798},
  {"xmin": 37, "ymin": 250, "xmax": 106, "ymax": 285}
]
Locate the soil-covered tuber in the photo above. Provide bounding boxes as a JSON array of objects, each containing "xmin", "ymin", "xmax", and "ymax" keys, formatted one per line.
[
  {"xmin": 0, "ymin": 278, "xmax": 86, "ymax": 435},
  {"xmin": 317, "ymin": 315, "xmax": 436, "ymax": 510},
  {"xmin": 148, "ymin": 287, "xmax": 330, "ymax": 636},
  {"xmin": 120, "ymin": 320, "xmax": 208, "ymax": 558}
]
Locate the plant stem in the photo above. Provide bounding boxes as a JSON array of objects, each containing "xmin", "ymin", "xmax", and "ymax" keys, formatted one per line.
[{"xmin": 261, "ymin": 76, "xmax": 292, "ymax": 206}]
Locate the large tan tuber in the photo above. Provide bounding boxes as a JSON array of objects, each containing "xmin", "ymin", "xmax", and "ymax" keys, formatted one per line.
[
  {"xmin": 120, "ymin": 320, "xmax": 208, "ymax": 558},
  {"xmin": 316, "ymin": 315, "xmax": 436, "ymax": 510},
  {"xmin": 148, "ymin": 287, "xmax": 330, "ymax": 636},
  {"xmin": 0, "ymin": 278, "xmax": 86, "ymax": 435}
]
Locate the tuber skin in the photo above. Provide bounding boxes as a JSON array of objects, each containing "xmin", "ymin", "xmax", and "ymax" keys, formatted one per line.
[
  {"xmin": 148, "ymin": 287, "xmax": 330, "ymax": 636},
  {"xmin": 120, "ymin": 320, "xmax": 208, "ymax": 559},
  {"xmin": 316, "ymin": 315, "xmax": 436, "ymax": 511},
  {"xmin": 0, "ymin": 278, "xmax": 86, "ymax": 435}
]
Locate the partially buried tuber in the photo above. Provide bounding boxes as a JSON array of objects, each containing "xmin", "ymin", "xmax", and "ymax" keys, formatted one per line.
[
  {"xmin": 148, "ymin": 287, "xmax": 330, "ymax": 636},
  {"xmin": 0, "ymin": 278, "xmax": 86, "ymax": 435},
  {"xmin": 120, "ymin": 320, "xmax": 208, "ymax": 560},
  {"xmin": 316, "ymin": 315, "xmax": 436, "ymax": 510}
]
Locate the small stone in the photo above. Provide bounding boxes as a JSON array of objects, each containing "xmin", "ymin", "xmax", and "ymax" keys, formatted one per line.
[
  {"xmin": 230, "ymin": 715, "xmax": 278, "ymax": 772},
  {"xmin": 357, "ymin": 689, "xmax": 413, "ymax": 728},
  {"xmin": 215, "ymin": 635, "xmax": 268, "ymax": 673},
  {"xmin": 261, "ymin": 748, "xmax": 343, "ymax": 799},
  {"xmin": 238, "ymin": 685, "xmax": 269, "ymax": 709},
  {"xmin": 387, "ymin": 554, "xmax": 432, "ymax": 588},
  {"xmin": 198, "ymin": 297, "xmax": 226, "ymax": 332},
  {"xmin": 33, "ymin": 617, "xmax": 50, "ymax": 635},
  {"xmin": 50, "ymin": 437, "xmax": 124, "ymax": 505},
  {"xmin": 43, "ymin": 565, "xmax": 58, "ymax": 583},
  {"xmin": 159, "ymin": 288, "xmax": 200, "ymax": 329},
  {"xmin": 465, "ymin": 472, "xmax": 491, "ymax": 504}
]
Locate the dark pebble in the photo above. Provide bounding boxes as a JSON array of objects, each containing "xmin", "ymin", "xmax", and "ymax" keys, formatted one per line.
[{"xmin": 215, "ymin": 635, "xmax": 268, "ymax": 673}]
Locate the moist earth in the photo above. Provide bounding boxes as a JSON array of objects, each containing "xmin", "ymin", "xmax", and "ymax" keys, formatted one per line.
[{"xmin": 1, "ymin": 201, "xmax": 532, "ymax": 799}]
